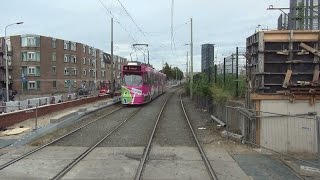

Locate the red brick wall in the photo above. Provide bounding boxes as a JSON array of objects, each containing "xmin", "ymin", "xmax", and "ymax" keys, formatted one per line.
[{"xmin": 0, "ymin": 96, "xmax": 110, "ymax": 128}]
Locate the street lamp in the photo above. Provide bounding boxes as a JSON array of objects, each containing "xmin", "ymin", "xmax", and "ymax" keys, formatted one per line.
[{"xmin": 5, "ymin": 22, "xmax": 23, "ymax": 102}]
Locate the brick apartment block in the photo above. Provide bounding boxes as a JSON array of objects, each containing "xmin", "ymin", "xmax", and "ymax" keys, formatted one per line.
[{"xmin": 0, "ymin": 35, "xmax": 127, "ymax": 96}]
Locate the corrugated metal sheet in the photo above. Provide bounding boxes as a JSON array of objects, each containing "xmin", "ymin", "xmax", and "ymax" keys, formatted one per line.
[{"xmin": 260, "ymin": 100, "xmax": 319, "ymax": 153}]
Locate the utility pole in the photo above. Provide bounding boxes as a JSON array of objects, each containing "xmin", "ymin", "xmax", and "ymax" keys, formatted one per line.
[
  {"xmin": 94, "ymin": 59, "xmax": 97, "ymax": 94},
  {"xmin": 223, "ymin": 57, "xmax": 226, "ymax": 87},
  {"xmin": 110, "ymin": 18, "xmax": 114, "ymax": 96},
  {"xmin": 175, "ymin": 67, "xmax": 177, "ymax": 84},
  {"xmin": 214, "ymin": 65, "xmax": 217, "ymax": 84},
  {"xmin": 231, "ymin": 54, "xmax": 234, "ymax": 75},
  {"xmin": 190, "ymin": 18, "xmax": 193, "ymax": 100},
  {"xmin": 186, "ymin": 51, "xmax": 188, "ymax": 79},
  {"xmin": 236, "ymin": 47, "xmax": 239, "ymax": 97}
]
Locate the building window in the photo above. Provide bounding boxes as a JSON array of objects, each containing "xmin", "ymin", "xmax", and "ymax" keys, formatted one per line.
[
  {"xmin": 101, "ymin": 59, "xmax": 105, "ymax": 68},
  {"xmin": 22, "ymin": 52, "xmax": 40, "ymax": 61},
  {"xmin": 28, "ymin": 52, "xmax": 35, "ymax": 60},
  {"xmin": 83, "ymin": 57, "xmax": 86, "ymax": 64},
  {"xmin": 21, "ymin": 36, "xmax": 40, "ymax": 47},
  {"xmin": 28, "ymin": 81, "xmax": 36, "ymax": 90},
  {"xmin": 70, "ymin": 42, "xmax": 76, "ymax": 51},
  {"xmin": 28, "ymin": 67, "xmax": 36, "ymax": 75},
  {"xmin": 83, "ymin": 45, "xmax": 86, "ymax": 53},
  {"xmin": 71, "ymin": 55, "xmax": 77, "ymax": 63},
  {"xmin": 70, "ymin": 68, "xmax": 77, "ymax": 76},
  {"xmin": 91, "ymin": 59, "xmax": 95, "ymax": 67},
  {"xmin": 64, "ymin": 68, "xmax": 70, "ymax": 76},
  {"xmin": 88, "ymin": 47, "xmax": 92, "ymax": 55},
  {"xmin": 64, "ymin": 54, "xmax": 70, "ymax": 63},
  {"xmin": 53, "ymin": 81, "xmax": 57, "ymax": 88},
  {"xmin": 27, "ymin": 66, "xmax": 40, "ymax": 76},
  {"xmin": 93, "ymin": 49, "xmax": 96, "ymax": 57},
  {"xmin": 64, "ymin": 41, "xmax": 69, "ymax": 50},
  {"xmin": 64, "ymin": 81, "xmax": 70, "ymax": 88},
  {"xmin": 52, "ymin": 38, "xmax": 56, "ymax": 48},
  {"xmin": 52, "ymin": 66, "xmax": 56, "ymax": 75},
  {"xmin": 101, "ymin": 70, "xmax": 105, "ymax": 77},
  {"xmin": 52, "ymin": 53, "xmax": 56, "ymax": 61},
  {"xmin": 83, "ymin": 68, "xmax": 87, "ymax": 76}
]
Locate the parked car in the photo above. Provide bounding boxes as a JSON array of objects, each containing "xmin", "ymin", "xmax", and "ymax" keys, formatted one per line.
[{"xmin": 75, "ymin": 88, "xmax": 91, "ymax": 96}]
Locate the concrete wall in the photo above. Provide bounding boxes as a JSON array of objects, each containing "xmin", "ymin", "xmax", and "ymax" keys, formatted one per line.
[
  {"xmin": 260, "ymin": 100, "xmax": 319, "ymax": 154},
  {"xmin": 0, "ymin": 95, "xmax": 110, "ymax": 128}
]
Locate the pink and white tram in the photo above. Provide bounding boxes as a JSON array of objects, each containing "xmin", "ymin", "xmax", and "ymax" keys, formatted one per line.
[{"xmin": 121, "ymin": 61, "xmax": 166, "ymax": 105}]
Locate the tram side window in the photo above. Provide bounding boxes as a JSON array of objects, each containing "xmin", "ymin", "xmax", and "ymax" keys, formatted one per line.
[
  {"xmin": 155, "ymin": 74, "xmax": 158, "ymax": 84},
  {"xmin": 152, "ymin": 73, "xmax": 155, "ymax": 84},
  {"xmin": 148, "ymin": 72, "xmax": 151, "ymax": 84},
  {"xmin": 143, "ymin": 73, "xmax": 148, "ymax": 84}
]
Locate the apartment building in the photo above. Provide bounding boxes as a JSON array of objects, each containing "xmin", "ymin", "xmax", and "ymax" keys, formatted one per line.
[{"xmin": 0, "ymin": 34, "xmax": 127, "ymax": 96}]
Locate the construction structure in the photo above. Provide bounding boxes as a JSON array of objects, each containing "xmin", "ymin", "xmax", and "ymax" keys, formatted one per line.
[
  {"xmin": 246, "ymin": 30, "xmax": 320, "ymax": 153},
  {"xmin": 278, "ymin": 0, "xmax": 320, "ymax": 30}
]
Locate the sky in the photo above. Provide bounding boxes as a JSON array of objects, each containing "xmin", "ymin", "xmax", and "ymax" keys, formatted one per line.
[{"xmin": 0, "ymin": 0, "xmax": 289, "ymax": 72}]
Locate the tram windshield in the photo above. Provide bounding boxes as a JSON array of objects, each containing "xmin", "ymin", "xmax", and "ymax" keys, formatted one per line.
[{"xmin": 123, "ymin": 74, "xmax": 143, "ymax": 86}]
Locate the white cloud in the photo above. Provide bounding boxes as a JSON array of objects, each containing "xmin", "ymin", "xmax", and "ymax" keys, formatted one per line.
[{"xmin": 2, "ymin": 0, "xmax": 289, "ymax": 72}]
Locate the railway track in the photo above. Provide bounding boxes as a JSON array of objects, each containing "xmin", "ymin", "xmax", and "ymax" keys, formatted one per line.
[
  {"xmin": 0, "ymin": 107, "xmax": 141, "ymax": 171},
  {"xmin": 1, "ymin": 86, "xmax": 215, "ymax": 179},
  {"xmin": 134, "ymin": 90, "xmax": 219, "ymax": 180},
  {"xmin": 51, "ymin": 107, "xmax": 142, "ymax": 179}
]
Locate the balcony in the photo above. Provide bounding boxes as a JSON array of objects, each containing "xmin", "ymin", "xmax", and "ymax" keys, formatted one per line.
[
  {"xmin": 7, "ymin": 45, "xmax": 12, "ymax": 56},
  {"xmin": 0, "ymin": 57, "xmax": 12, "ymax": 69},
  {"xmin": 0, "ymin": 38, "xmax": 4, "ymax": 55}
]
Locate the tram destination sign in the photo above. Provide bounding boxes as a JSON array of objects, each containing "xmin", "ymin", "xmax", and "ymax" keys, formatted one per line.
[{"xmin": 123, "ymin": 66, "xmax": 141, "ymax": 71}]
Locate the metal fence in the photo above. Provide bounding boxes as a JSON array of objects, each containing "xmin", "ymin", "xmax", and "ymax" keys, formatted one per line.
[
  {"xmin": 193, "ymin": 94, "xmax": 320, "ymax": 167},
  {"xmin": 226, "ymin": 106, "xmax": 319, "ymax": 154},
  {"xmin": 193, "ymin": 94, "xmax": 245, "ymax": 134}
]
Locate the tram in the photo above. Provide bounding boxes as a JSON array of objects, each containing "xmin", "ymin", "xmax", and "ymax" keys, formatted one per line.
[{"xmin": 121, "ymin": 61, "xmax": 166, "ymax": 105}]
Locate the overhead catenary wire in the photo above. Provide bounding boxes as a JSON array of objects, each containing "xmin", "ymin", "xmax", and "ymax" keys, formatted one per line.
[
  {"xmin": 115, "ymin": 0, "xmax": 149, "ymax": 42},
  {"xmin": 97, "ymin": 0, "xmax": 187, "ymax": 67},
  {"xmin": 97, "ymin": 0, "xmax": 148, "ymax": 58}
]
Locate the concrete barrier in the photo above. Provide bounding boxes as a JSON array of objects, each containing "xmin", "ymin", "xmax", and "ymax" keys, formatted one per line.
[
  {"xmin": 5, "ymin": 101, "xmax": 20, "ymax": 113},
  {"xmin": 0, "ymin": 95, "xmax": 110, "ymax": 128}
]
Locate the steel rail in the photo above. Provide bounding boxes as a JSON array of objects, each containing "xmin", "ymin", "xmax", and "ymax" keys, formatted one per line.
[
  {"xmin": 0, "ymin": 106, "xmax": 123, "ymax": 170},
  {"xmin": 134, "ymin": 94, "xmax": 171, "ymax": 180},
  {"xmin": 52, "ymin": 107, "xmax": 142, "ymax": 180},
  {"xmin": 180, "ymin": 99, "xmax": 219, "ymax": 180}
]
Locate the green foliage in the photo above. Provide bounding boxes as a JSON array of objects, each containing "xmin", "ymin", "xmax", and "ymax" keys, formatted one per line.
[
  {"xmin": 210, "ymin": 85, "xmax": 231, "ymax": 103},
  {"xmin": 162, "ymin": 62, "xmax": 184, "ymax": 80},
  {"xmin": 185, "ymin": 72, "xmax": 246, "ymax": 103}
]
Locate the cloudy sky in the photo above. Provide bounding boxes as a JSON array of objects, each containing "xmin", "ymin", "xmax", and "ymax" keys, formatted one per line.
[{"xmin": 1, "ymin": 0, "xmax": 288, "ymax": 72}]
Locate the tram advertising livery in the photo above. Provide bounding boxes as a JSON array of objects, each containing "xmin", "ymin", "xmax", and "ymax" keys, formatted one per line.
[{"xmin": 121, "ymin": 61, "xmax": 166, "ymax": 105}]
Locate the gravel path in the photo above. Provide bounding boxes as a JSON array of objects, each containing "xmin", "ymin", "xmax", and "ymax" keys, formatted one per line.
[
  {"xmin": 152, "ymin": 89, "xmax": 194, "ymax": 146},
  {"xmin": 99, "ymin": 90, "xmax": 171, "ymax": 147},
  {"xmin": 29, "ymin": 104, "xmax": 123, "ymax": 146},
  {"xmin": 49, "ymin": 106, "xmax": 139, "ymax": 147}
]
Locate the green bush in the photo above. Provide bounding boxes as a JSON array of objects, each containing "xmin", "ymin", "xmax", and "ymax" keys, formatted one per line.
[{"xmin": 185, "ymin": 73, "xmax": 246, "ymax": 102}]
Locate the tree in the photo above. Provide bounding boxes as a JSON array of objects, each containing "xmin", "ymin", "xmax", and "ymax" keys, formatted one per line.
[{"xmin": 162, "ymin": 62, "xmax": 184, "ymax": 80}]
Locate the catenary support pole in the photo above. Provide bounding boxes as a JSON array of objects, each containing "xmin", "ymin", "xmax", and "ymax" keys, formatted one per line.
[
  {"xmin": 111, "ymin": 18, "xmax": 114, "ymax": 96},
  {"xmin": 190, "ymin": 18, "xmax": 193, "ymax": 100}
]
